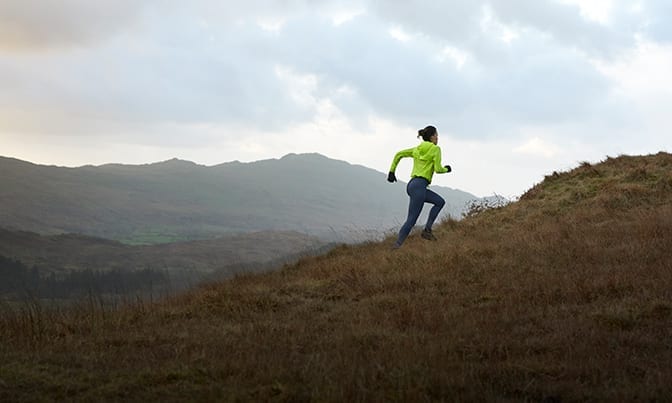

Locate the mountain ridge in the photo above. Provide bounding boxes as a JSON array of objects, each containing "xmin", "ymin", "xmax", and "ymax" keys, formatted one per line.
[{"xmin": 0, "ymin": 153, "xmax": 478, "ymax": 243}]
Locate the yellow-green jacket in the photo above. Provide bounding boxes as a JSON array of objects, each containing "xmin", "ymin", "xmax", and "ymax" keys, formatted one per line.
[{"xmin": 389, "ymin": 141, "xmax": 448, "ymax": 184}]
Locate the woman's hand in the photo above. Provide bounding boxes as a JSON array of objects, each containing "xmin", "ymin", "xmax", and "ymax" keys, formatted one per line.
[
  {"xmin": 444, "ymin": 165, "xmax": 452, "ymax": 173},
  {"xmin": 387, "ymin": 172, "xmax": 397, "ymax": 182}
]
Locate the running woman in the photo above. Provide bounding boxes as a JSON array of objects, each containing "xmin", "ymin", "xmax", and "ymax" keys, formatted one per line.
[{"xmin": 387, "ymin": 125, "xmax": 452, "ymax": 249}]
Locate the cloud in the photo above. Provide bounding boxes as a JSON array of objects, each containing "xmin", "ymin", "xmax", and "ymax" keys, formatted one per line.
[
  {"xmin": 640, "ymin": 0, "xmax": 672, "ymax": 42},
  {"xmin": 0, "ymin": 15, "xmax": 314, "ymax": 137},
  {"xmin": 514, "ymin": 136, "xmax": 562, "ymax": 158},
  {"xmin": 370, "ymin": 1, "xmax": 634, "ymax": 59},
  {"xmin": 0, "ymin": 1, "xmax": 154, "ymax": 51},
  {"xmin": 253, "ymin": 9, "xmax": 614, "ymax": 138},
  {"xmin": 487, "ymin": 0, "xmax": 633, "ymax": 57},
  {"xmin": 0, "ymin": 0, "xmax": 639, "ymax": 145}
]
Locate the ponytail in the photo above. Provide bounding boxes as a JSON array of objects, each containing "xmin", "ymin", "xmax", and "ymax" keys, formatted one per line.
[{"xmin": 417, "ymin": 125, "xmax": 437, "ymax": 142}]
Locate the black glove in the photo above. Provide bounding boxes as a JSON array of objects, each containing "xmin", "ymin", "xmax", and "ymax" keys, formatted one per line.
[
  {"xmin": 387, "ymin": 172, "xmax": 397, "ymax": 183},
  {"xmin": 444, "ymin": 165, "xmax": 452, "ymax": 173}
]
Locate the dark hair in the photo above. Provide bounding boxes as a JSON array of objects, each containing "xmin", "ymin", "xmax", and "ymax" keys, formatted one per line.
[{"xmin": 417, "ymin": 125, "xmax": 437, "ymax": 142}]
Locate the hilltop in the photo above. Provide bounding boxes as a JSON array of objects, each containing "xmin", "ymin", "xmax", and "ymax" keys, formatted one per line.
[
  {"xmin": 1, "ymin": 153, "xmax": 672, "ymax": 401},
  {"xmin": 0, "ymin": 154, "xmax": 477, "ymax": 243}
]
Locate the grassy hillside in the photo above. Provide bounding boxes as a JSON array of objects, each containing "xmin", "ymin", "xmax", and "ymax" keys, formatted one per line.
[
  {"xmin": 2, "ymin": 153, "xmax": 672, "ymax": 401},
  {"xmin": 0, "ymin": 154, "xmax": 476, "ymax": 243}
]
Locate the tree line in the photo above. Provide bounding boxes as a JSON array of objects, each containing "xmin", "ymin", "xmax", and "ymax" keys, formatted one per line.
[{"xmin": 0, "ymin": 255, "xmax": 168, "ymax": 300}]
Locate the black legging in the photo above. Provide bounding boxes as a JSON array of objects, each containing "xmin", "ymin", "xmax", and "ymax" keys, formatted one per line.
[{"xmin": 395, "ymin": 177, "xmax": 445, "ymax": 246}]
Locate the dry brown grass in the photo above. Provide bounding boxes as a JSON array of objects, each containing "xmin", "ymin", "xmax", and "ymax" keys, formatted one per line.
[{"xmin": 2, "ymin": 152, "xmax": 672, "ymax": 401}]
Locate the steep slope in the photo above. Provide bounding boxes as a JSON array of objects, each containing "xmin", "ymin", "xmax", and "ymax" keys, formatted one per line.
[
  {"xmin": 2, "ymin": 153, "xmax": 671, "ymax": 401},
  {"xmin": 0, "ymin": 154, "xmax": 476, "ymax": 242}
]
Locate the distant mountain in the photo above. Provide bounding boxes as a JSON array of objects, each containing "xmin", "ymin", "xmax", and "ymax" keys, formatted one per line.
[{"xmin": 0, "ymin": 154, "xmax": 478, "ymax": 243}]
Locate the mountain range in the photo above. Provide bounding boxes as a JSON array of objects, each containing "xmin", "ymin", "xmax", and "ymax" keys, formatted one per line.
[{"xmin": 0, "ymin": 153, "xmax": 478, "ymax": 243}]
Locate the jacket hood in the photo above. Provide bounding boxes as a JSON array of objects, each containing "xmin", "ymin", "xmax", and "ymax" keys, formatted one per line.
[{"xmin": 413, "ymin": 141, "xmax": 436, "ymax": 160}]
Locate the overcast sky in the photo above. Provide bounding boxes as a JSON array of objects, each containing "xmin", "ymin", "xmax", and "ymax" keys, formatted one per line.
[{"xmin": 1, "ymin": 0, "xmax": 672, "ymax": 197}]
